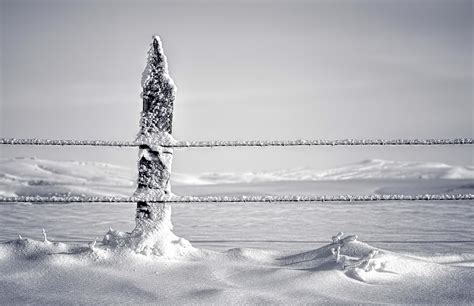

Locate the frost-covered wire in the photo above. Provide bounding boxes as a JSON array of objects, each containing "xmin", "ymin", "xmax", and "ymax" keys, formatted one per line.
[
  {"xmin": 0, "ymin": 194, "xmax": 472, "ymax": 204},
  {"xmin": 0, "ymin": 138, "xmax": 139, "ymax": 147},
  {"xmin": 1, "ymin": 138, "xmax": 472, "ymax": 147},
  {"xmin": 168, "ymin": 138, "xmax": 473, "ymax": 147}
]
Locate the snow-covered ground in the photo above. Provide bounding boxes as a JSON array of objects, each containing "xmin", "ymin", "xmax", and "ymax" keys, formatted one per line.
[
  {"xmin": 2, "ymin": 234, "xmax": 473, "ymax": 304},
  {"xmin": 0, "ymin": 157, "xmax": 473, "ymax": 303}
]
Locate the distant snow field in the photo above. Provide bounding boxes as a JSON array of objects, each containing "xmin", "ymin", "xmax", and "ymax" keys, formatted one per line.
[
  {"xmin": 0, "ymin": 157, "xmax": 473, "ymax": 304},
  {"xmin": 1, "ymin": 157, "xmax": 473, "ymax": 196}
]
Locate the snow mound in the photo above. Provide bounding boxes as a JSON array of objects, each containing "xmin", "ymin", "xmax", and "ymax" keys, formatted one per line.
[
  {"xmin": 195, "ymin": 159, "xmax": 474, "ymax": 184},
  {"xmin": 1, "ymin": 231, "xmax": 472, "ymax": 304},
  {"xmin": 102, "ymin": 203, "xmax": 195, "ymax": 258}
]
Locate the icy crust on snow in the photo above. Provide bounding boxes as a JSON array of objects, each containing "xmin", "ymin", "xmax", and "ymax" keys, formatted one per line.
[{"xmin": 1, "ymin": 232, "xmax": 473, "ymax": 304}]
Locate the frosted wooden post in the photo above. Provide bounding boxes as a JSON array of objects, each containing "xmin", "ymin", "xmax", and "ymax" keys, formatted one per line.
[
  {"xmin": 101, "ymin": 40, "xmax": 190, "ymax": 256},
  {"xmin": 136, "ymin": 36, "xmax": 176, "ymax": 221}
]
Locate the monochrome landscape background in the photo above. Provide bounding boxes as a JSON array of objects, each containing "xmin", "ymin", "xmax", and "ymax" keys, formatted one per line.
[{"xmin": 0, "ymin": 0, "xmax": 472, "ymax": 304}]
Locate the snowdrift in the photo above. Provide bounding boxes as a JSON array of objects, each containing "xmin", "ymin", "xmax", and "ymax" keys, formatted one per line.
[{"xmin": 0, "ymin": 232, "xmax": 472, "ymax": 304}]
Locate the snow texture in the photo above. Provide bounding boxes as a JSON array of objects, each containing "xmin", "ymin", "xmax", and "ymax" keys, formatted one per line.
[{"xmin": 1, "ymin": 231, "xmax": 473, "ymax": 304}]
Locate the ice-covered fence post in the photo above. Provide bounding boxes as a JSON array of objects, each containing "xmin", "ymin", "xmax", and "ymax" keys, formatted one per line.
[
  {"xmin": 136, "ymin": 36, "xmax": 176, "ymax": 221},
  {"xmin": 102, "ymin": 37, "xmax": 190, "ymax": 256}
]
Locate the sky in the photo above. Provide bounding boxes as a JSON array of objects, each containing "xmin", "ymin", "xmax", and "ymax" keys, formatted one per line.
[{"xmin": 0, "ymin": 0, "xmax": 472, "ymax": 174}]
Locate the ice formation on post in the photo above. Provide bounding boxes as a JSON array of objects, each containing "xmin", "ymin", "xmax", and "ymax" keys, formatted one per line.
[
  {"xmin": 136, "ymin": 35, "xmax": 176, "ymax": 218},
  {"xmin": 102, "ymin": 36, "xmax": 193, "ymax": 257}
]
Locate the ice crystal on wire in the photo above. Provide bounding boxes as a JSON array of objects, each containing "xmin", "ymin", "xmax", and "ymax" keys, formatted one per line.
[
  {"xmin": 1, "ymin": 138, "xmax": 472, "ymax": 147},
  {"xmin": 0, "ymin": 193, "xmax": 473, "ymax": 203}
]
